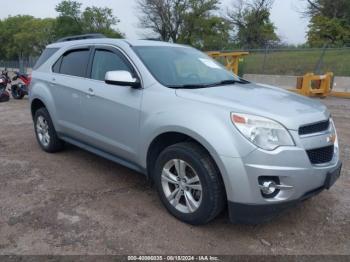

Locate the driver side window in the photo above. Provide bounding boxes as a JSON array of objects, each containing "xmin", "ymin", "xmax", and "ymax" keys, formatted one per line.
[{"xmin": 91, "ymin": 49, "xmax": 132, "ymax": 81}]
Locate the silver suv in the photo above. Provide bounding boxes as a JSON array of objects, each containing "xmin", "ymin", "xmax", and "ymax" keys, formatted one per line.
[{"xmin": 29, "ymin": 35, "xmax": 342, "ymax": 224}]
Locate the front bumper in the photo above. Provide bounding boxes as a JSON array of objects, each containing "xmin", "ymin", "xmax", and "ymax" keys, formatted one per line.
[
  {"xmin": 228, "ymin": 162, "xmax": 342, "ymax": 224},
  {"xmin": 212, "ymin": 117, "xmax": 341, "ymax": 223},
  {"xmin": 228, "ymin": 186, "xmax": 322, "ymax": 224},
  {"xmin": 226, "ymin": 160, "xmax": 342, "ymax": 224},
  {"xmin": 218, "ymin": 144, "xmax": 340, "ymax": 204},
  {"xmin": 214, "ymin": 130, "xmax": 341, "ymax": 223}
]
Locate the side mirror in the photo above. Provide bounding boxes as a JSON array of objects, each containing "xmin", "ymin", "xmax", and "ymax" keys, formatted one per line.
[{"xmin": 105, "ymin": 71, "xmax": 141, "ymax": 88}]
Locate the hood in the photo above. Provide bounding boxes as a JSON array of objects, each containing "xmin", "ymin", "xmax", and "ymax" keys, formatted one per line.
[{"xmin": 176, "ymin": 82, "xmax": 329, "ymax": 130}]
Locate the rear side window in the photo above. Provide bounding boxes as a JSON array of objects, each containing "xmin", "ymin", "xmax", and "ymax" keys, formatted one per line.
[
  {"xmin": 91, "ymin": 49, "xmax": 132, "ymax": 81},
  {"xmin": 33, "ymin": 48, "xmax": 59, "ymax": 70},
  {"xmin": 60, "ymin": 49, "xmax": 90, "ymax": 77}
]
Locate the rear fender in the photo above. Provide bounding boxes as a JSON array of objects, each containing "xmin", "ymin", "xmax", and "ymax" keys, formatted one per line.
[{"xmin": 30, "ymin": 78, "xmax": 60, "ymax": 131}]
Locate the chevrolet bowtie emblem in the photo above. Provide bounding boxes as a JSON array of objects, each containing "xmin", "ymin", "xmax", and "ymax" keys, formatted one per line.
[{"xmin": 327, "ymin": 134, "xmax": 336, "ymax": 143}]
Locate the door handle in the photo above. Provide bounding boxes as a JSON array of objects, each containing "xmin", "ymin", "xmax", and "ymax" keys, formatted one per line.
[{"xmin": 87, "ymin": 88, "xmax": 95, "ymax": 96}]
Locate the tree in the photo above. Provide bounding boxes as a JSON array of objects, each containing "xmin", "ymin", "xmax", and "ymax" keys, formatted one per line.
[
  {"xmin": 137, "ymin": 0, "xmax": 189, "ymax": 42},
  {"xmin": 13, "ymin": 18, "xmax": 56, "ymax": 58},
  {"xmin": 82, "ymin": 7, "xmax": 123, "ymax": 37},
  {"xmin": 0, "ymin": 0, "xmax": 124, "ymax": 60},
  {"xmin": 178, "ymin": 0, "xmax": 231, "ymax": 50},
  {"xmin": 54, "ymin": 0, "xmax": 123, "ymax": 39},
  {"xmin": 181, "ymin": 15, "xmax": 231, "ymax": 50},
  {"xmin": 304, "ymin": 0, "xmax": 350, "ymax": 47},
  {"xmin": 177, "ymin": 0, "xmax": 218, "ymax": 43},
  {"xmin": 0, "ymin": 20, "xmax": 5, "ymax": 59},
  {"xmin": 54, "ymin": 0, "xmax": 83, "ymax": 38},
  {"xmin": 227, "ymin": 0, "xmax": 279, "ymax": 49},
  {"xmin": 0, "ymin": 16, "xmax": 55, "ymax": 60},
  {"xmin": 307, "ymin": 16, "xmax": 350, "ymax": 47},
  {"xmin": 137, "ymin": 0, "xmax": 231, "ymax": 50},
  {"xmin": 304, "ymin": 0, "xmax": 350, "ymax": 22}
]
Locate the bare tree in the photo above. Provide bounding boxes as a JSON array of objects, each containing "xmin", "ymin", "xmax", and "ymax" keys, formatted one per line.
[
  {"xmin": 137, "ymin": 0, "xmax": 189, "ymax": 42},
  {"xmin": 226, "ymin": 0, "xmax": 245, "ymax": 29}
]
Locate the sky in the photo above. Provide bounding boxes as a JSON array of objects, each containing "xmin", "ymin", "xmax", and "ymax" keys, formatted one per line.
[{"xmin": 0, "ymin": 0, "xmax": 310, "ymax": 45}]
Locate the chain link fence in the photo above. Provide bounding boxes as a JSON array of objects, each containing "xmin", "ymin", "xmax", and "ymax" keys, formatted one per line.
[
  {"xmin": 237, "ymin": 47, "xmax": 350, "ymax": 77},
  {"xmin": 0, "ymin": 58, "xmax": 37, "ymax": 73}
]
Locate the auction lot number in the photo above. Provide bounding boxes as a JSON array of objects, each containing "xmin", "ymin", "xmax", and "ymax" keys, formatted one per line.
[{"xmin": 128, "ymin": 256, "xmax": 219, "ymax": 261}]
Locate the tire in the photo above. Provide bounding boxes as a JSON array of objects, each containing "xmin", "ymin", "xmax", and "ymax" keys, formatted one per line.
[
  {"xmin": 34, "ymin": 107, "xmax": 64, "ymax": 153},
  {"xmin": 154, "ymin": 142, "xmax": 225, "ymax": 225},
  {"xmin": 11, "ymin": 85, "xmax": 25, "ymax": 99},
  {"xmin": 0, "ymin": 90, "xmax": 10, "ymax": 102}
]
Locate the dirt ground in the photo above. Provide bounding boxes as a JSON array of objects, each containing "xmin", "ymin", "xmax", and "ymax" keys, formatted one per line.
[{"xmin": 0, "ymin": 97, "xmax": 349, "ymax": 255}]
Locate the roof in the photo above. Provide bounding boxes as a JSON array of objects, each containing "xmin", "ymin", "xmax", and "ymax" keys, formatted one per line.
[
  {"xmin": 47, "ymin": 38, "xmax": 188, "ymax": 49},
  {"xmin": 55, "ymin": 33, "xmax": 106, "ymax": 43}
]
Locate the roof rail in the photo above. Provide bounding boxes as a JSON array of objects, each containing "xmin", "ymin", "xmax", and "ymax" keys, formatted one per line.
[
  {"xmin": 140, "ymin": 38, "xmax": 162, "ymax": 41},
  {"xmin": 56, "ymin": 33, "xmax": 106, "ymax": 43}
]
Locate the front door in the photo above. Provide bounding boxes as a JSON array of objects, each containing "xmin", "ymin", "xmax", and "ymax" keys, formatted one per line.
[{"xmin": 79, "ymin": 46, "xmax": 143, "ymax": 163}]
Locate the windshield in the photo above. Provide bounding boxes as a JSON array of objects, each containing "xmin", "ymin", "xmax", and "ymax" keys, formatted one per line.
[{"xmin": 133, "ymin": 46, "xmax": 241, "ymax": 88}]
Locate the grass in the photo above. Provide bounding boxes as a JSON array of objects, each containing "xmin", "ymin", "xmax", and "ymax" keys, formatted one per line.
[{"xmin": 236, "ymin": 49, "xmax": 350, "ymax": 76}]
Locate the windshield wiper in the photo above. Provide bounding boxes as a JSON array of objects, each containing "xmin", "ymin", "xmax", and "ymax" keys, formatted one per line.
[
  {"xmin": 209, "ymin": 79, "xmax": 248, "ymax": 87},
  {"xmin": 168, "ymin": 78, "xmax": 250, "ymax": 89},
  {"xmin": 168, "ymin": 84, "xmax": 212, "ymax": 89}
]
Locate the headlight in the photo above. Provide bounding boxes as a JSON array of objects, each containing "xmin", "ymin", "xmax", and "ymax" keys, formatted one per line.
[
  {"xmin": 231, "ymin": 113, "xmax": 295, "ymax": 150},
  {"xmin": 330, "ymin": 118, "xmax": 339, "ymax": 156}
]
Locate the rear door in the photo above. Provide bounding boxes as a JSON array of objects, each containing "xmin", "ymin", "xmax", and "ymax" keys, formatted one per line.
[
  {"xmin": 50, "ymin": 47, "xmax": 92, "ymax": 138},
  {"xmin": 79, "ymin": 46, "xmax": 143, "ymax": 162}
]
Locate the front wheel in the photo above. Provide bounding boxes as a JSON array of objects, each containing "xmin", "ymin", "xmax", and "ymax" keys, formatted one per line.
[
  {"xmin": 11, "ymin": 85, "xmax": 24, "ymax": 99},
  {"xmin": 154, "ymin": 142, "xmax": 225, "ymax": 225}
]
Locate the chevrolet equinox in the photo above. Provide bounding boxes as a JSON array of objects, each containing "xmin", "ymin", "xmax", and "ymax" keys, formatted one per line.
[{"xmin": 29, "ymin": 35, "xmax": 342, "ymax": 224}]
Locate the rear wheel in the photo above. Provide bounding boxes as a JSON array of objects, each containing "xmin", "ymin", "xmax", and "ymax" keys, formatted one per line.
[
  {"xmin": 11, "ymin": 85, "xmax": 24, "ymax": 99},
  {"xmin": 154, "ymin": 142, "xmax": 225, "ymax": 225},
  {"xmin": 0, "ymin": 90, "xmax": 10, "ymax": 102},
  {"xmin": 34, "ymin": 108, "xmax": 64, "ymax": 153}
]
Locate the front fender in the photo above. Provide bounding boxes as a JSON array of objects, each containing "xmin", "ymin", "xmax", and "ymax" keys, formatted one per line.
[
  {"xmin": 138, "ymin": 108, "xmax": 255, "ymax": 202},
  {"xmin": 138, "ymin": 99, "xmax": 257, "ymax": 167}
]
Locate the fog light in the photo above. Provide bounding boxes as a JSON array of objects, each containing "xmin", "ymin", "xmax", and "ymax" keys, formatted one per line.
[
  {"xmin": 258, "ymin": 176, "xmax": 294, "ymax": 199},
  {"xmin": 260, "ymin": 181, "xmax": 278, "ymax": 195}
]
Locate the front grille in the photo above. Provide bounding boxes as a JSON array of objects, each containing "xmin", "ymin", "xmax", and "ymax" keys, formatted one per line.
[
  {"xmin": 299, "ymin": 120, "xmax": 330, "ymax": 135},
  {"xmin": 307, "ymin": 145, "xmax": 334, "ymax": 164}
]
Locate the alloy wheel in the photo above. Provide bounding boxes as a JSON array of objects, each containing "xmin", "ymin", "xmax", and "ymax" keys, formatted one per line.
[
  {"xmin": 161, "ymin": 159, "xmax": 202, "ymax": 213},
  {"xmin": 36, "ymin": 115, "xmax": 50, "ymax": 147}
]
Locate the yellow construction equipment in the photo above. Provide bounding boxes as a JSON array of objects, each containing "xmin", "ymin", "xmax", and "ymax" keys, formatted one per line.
[
  {"xmin": 207, "ymin": 51, "xmax": 249, "ymax": 75},
  {"xmin": 294, "ymin": 72, "xmax": 333, "ymax": 97},
  {"xmin": 291, "ymin": 72, "xmax": 350, "ymax": 99},
  {"xmin": 207, "ymin": 50, "xmax": 350, "ymax": 99}
]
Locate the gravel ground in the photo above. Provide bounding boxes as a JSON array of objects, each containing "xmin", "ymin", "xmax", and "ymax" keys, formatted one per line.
[{"xmin": 0, "ymin": 97, "xmax": 349, "ymax": 255}]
